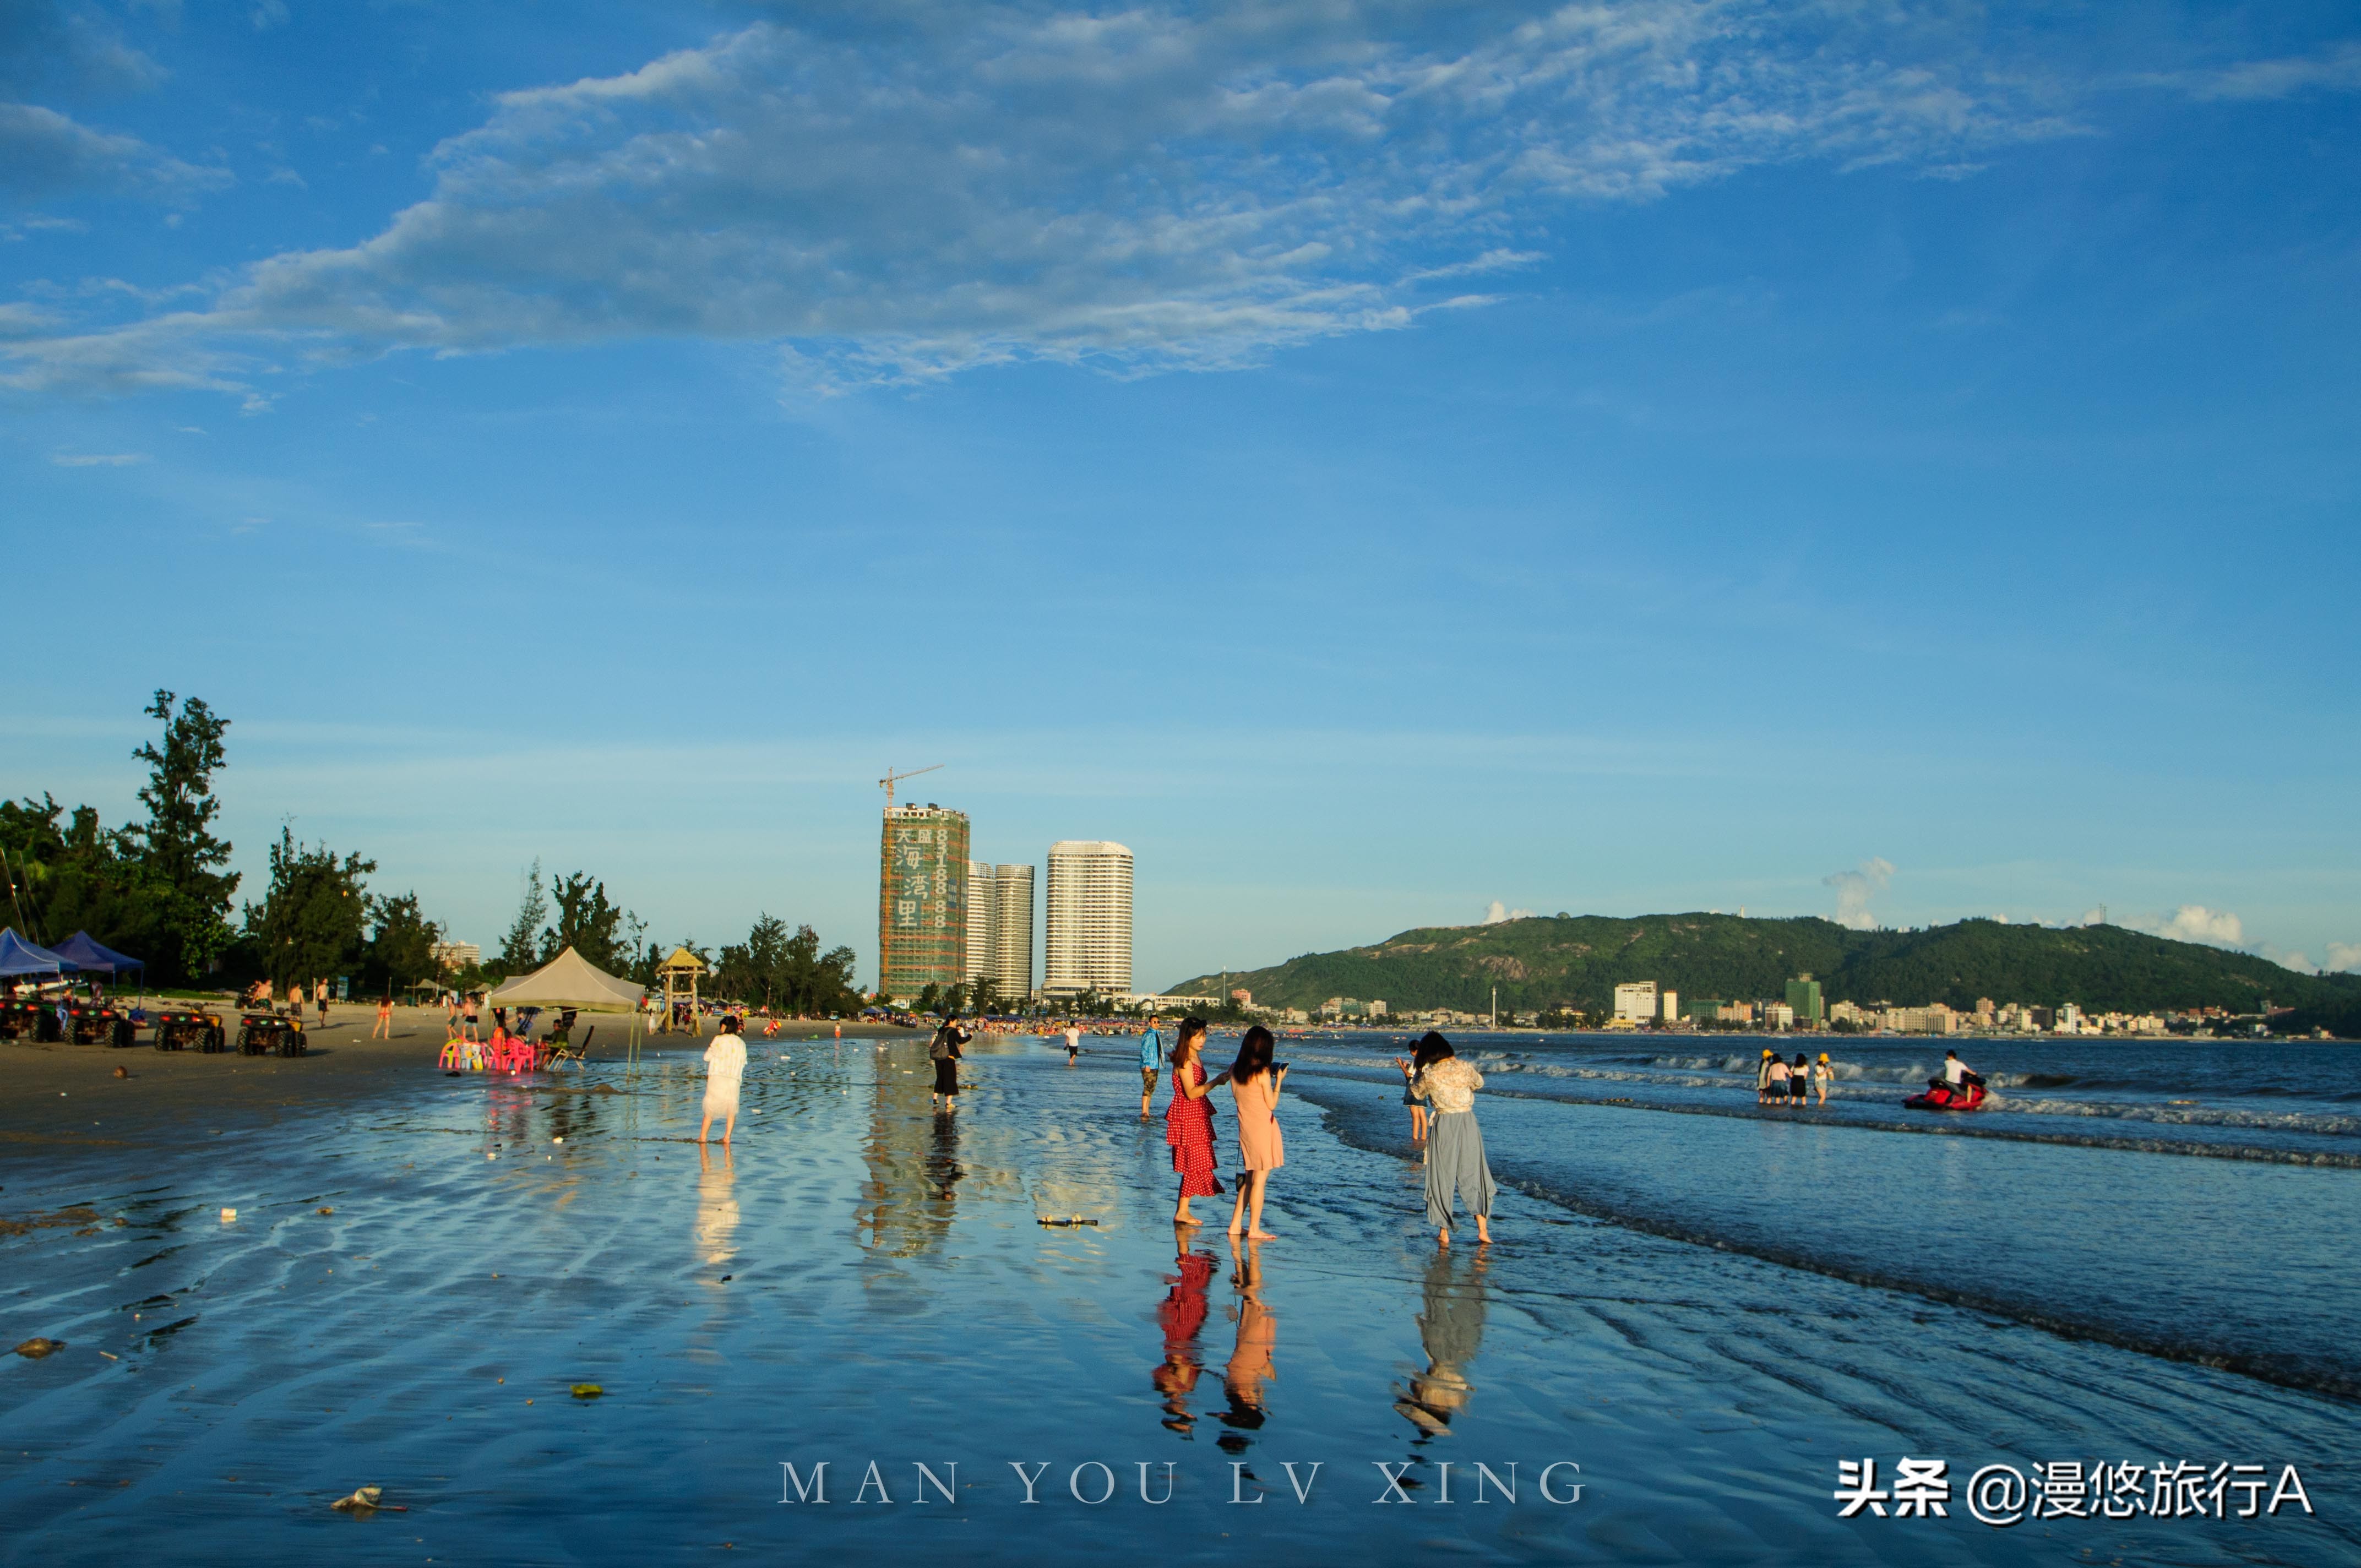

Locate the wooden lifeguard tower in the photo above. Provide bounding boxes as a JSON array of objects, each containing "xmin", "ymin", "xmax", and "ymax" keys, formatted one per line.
[{"xmin": 656, "ymin": 946, "xmax": 707, "ymax": 1035}]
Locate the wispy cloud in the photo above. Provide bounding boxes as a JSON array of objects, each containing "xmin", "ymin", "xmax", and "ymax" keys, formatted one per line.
[
  {"xmin": 2329, "ymin": 941, "xmax": 2361, "ymax": 974},
  {"xmin": 50, "ymin": 450, "xmax": 150, "ymax": 466},
  {"xmin": 2159, "ymin": 41, "xmax": 2361, "ymax": 101},
  {"xmin": 0, "ymin": 102, "xmax": 230, "ymax": 200},
  {"xmin": 1480, "ymin": 900, "xmax": 1535, "ymax": 925},
  {"xmin": 0, "ymin": 2, "xmax": 2082, "ymax": 398}
]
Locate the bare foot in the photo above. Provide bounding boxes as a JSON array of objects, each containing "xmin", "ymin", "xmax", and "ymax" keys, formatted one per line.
[
  {"xmin": 1438, "ymin": 1228, "xmax": 1451, "ymax": 1247},
  {"xmin": 1176, "ymin": 1213, "xmax": 1201, "ymax": 1226},
  {"xmin": 1247, "ymin": 1229, "xmax": 1276, "ymax": 1240}
]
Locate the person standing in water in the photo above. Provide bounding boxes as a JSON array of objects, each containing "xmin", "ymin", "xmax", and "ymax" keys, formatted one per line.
[
  {"xmin": 1812, "ymin": 1051, "xmax": 1834, "ymax": 1106},
  {"xmin": 1410, "ymin": 1033, "xmax": 1495, "ymax": 1247},
  {"xmin": 1391, "ymin": 1052, "xmax": 1430, "ymax": 1144},
  {"xmin": 1165, "ymin": 1017, "xmax": 1228, "ymax": 1226},
  {"xmin": 699, "ymin": 1015, "xmax": 747, "ymax": 1145},
  {"xmin": 1226, "ymin": 1025, "xmax": 1287, "ymax": 1239},
  {"xmin": 1755, "ymin": 1048, "xmax": 1775, "ymax": 1104},
  {"xmin": 1789, "ymin": 1052, "xmax": 1810, "ymax": 1107},
  {"xmin": 1138, "ymin": 1014, "xmax": 1165, "ymax": 1118},
  {"xmin": 930, "ymin": 1014, "xmax": 972, "ymax": 1111}
]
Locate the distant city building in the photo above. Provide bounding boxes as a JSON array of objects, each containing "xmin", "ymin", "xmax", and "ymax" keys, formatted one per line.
[
  {"xmin": 1231, "ymin": 989, "xmax": 1254, "ymax": 1008},
  {"xmin": 1764, "ymin": 1003, "xmax": 1796, "ymax": 1030},
  {"xmin": 2057, "ymin": 1002, "xmax": 2085, "ymax": 1033},
  {"xmin": 1720, "ymin": 1001, "xmax": 1757, "ymax": 1024},
  {"xmin": 1683, "ymin": 997, "xmax": 1725, "ymax": 1021},
  {"xmin": 1658, "ymin": 989, "xmax": 1680, "ymax": 1023},
  {"xmin": 984, "ymin": 863, "xmax": 1035, "ymax": 1002},
  {"xmin": 430, "ymin": 940, "xmax": 480, "ymax": 972},
  {"xmin": 965, "ymin": 859, "xmax": 994, "ymax": 988},
  {"xmin": 1785, "ymin": 975, "xmax": 1824, "ymax": 1028},
  {"xmin": 1828, "ymin": 999, "xmax": 1868, "ymax": 1026},
  {"xmin": 1043, "ymin": 840, "xmax": 1133, "ymax": 998},
  {"xmin": 879, "ymin": 803, "xmax": 970, "ymax": 1000},
  {"xmin": 1613, "ymin": 981, "xmax": 1659, "ymax": 1023},
  {"xmin": 1368, "ymin": 999, "xmax": 1388, "ymax": 1017}
]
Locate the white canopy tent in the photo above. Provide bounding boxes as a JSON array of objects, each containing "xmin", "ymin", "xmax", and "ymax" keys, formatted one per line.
[{"xmin": 488, "ymin": 946, "xmax": 645, "ymax": 1011}]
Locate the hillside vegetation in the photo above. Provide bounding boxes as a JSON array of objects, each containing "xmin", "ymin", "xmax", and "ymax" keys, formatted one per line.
[{"xmin": 1166, "ymin": 914, "xmax": 2358, "ymax": 1020}]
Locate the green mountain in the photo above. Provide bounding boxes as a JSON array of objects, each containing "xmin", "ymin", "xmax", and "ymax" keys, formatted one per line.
[{"xmin": 1166, "ymin": 913, "xmax": 2358, "ymax": 1021}]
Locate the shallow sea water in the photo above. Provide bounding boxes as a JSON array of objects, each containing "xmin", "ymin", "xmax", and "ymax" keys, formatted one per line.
[{"xmin": 1, "ymin": 1032, "xmax": 2353, "ymax": 1565}]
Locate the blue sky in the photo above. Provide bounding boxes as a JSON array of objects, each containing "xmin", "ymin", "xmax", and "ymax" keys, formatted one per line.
[{"xmin": 4, "ymin": 1, "xmax": 2358, "ymax": 989}]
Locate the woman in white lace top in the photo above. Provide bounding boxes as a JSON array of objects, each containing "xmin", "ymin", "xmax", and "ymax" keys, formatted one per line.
[{"xmin": 1410, "ymin": 1033, "xmax": 1496, "ymax": 1246}]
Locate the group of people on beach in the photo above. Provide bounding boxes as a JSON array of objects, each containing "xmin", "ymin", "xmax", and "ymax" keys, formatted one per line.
[
  {"xmin": 1755, "ymin": 1048, "xmax": 1835, "ymax": 1107},
  {"xmin": 1155, "ymin": 1015, "xmax": 1497, "ymax": 1248}
]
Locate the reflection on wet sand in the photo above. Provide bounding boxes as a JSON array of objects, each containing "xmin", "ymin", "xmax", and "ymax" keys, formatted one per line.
[
  {"xmin": 1217, "ymin": 1237, "xmax": 1275, "ymax": 1453},
  {"xmin": 858, "ymin": 1052, "xmax": 967, "ymax": 1259},
  {"xmin": 1153, "ymin": 1227, "xmax": 1217, "ymax": 1436},
  {"xmin": 1395, "ymin": 1248, "xmax": 1488, "ymax": 1441},
  {"xmin": 695, "ymin": 1143, "xmax": 738, "ymax": 1277}
]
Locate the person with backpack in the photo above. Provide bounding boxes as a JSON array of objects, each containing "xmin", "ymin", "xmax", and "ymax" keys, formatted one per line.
[{"xmin": 930, "ymin": 1014, "xmax": 973, "ymax": 1110}]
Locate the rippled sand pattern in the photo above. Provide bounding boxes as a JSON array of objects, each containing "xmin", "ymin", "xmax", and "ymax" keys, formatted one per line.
[{"xmin": 2, "ymin": 1038, "xmax": 2354, "ymax": 1565}]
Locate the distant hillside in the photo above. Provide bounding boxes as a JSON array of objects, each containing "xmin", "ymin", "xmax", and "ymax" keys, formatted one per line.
[{"xmin": 1166, "ymin": 913, "xmax": 2355, "ymax": 1020}]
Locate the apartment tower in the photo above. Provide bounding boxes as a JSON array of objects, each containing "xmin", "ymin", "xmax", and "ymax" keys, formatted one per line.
[
  {"xmin": 877, "ymin": 803, "xmax": 969, "ymax": 1001},
  {"xmin": 1043, "ymin": 841, "xmax": 1133, "ymax": 999},
  {"xmin": 986, "ymin": 863, "xmax": 1036, "ymax": 1003}
]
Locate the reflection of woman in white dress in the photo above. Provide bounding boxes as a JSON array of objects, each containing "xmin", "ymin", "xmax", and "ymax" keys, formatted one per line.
[
  {"xmin": 695, "ymin": 1142, "xmax": 739, "ymax": 1273},
  {"xmin": 699, "ymin": 1017, "xmax": 747, "ymax": 1145}
]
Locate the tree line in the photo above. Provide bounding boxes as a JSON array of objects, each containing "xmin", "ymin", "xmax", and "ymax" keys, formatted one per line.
[{"xmin": 3, "ymin": 690, "xmax": 859, "ymax": 1007}]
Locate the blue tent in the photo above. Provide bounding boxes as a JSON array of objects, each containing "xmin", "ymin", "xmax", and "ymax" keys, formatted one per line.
[
  {"xmin": 51, "ymin": 931, "xmax": 144, "ymax": 976},
  {"xmin": 0, "ymin": 928, "xmax": 75, "ymax": 976}
]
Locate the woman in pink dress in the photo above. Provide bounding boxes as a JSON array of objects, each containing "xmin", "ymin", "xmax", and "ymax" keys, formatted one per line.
[
  {"xmin": 1165, "ymin": 1018, "xmax": 1229, "ymax": 1226},
  {"xmin": 1226, "ymin": 1025, "xmax": 1287, "ymax": 1239}
]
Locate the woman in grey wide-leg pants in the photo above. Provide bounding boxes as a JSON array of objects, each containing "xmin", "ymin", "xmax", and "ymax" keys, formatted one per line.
[{"xmin": 1407, "ymin": 1032, "xmax": 1498, "ymax": 1246}]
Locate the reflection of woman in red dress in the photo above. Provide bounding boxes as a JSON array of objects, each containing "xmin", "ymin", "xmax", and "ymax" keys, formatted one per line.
[
  {"xmin": 1165, "ymin": 1018, "xmax": 1230, "ymax": 1225},
  {"xmin": 1153, "ymin": 1243, "xmax": 1216, "ymax": 1434}
]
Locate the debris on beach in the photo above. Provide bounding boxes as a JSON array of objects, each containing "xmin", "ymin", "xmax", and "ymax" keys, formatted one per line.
[
  {"xmin": 12, "ymin": 1338, "xmax": 66, "ymax": 1358},
  {"xmin": 1037, "ymin": 1216, "xmax": 1100, "ymax": 1228},
  {"xmin": 220, "ymin": 1208, "xmax": 237, "ymax": 1223},
  {"xmin": 570, "ymin": 1383, "xmax": 603, "ymax": 1398},
  {"xmin": 317, "ymin": 1207, "xmax": 334, "ymax": 1215},
  {"xmin": 330, "ymin": 1485, "xmax": 406, "ymax": 1513}
]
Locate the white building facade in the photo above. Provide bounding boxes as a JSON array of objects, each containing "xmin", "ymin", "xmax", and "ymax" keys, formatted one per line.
[
  {"xmin": 1613, "ymin": 981, "xmax": 1658, "ymax": 1023},
  {"xmin": 986, "ymin": 863, "xmax": 1035, "ymax": 1003},
  {"xmin": 1043, "ymin": 840, "xmax": 1133, "ymax": 999}
]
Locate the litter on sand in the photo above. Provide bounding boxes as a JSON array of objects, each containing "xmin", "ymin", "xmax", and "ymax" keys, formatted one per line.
[{"xmin": 13, "ymin": 1338, "xmax": 66, "ymax": 1358}]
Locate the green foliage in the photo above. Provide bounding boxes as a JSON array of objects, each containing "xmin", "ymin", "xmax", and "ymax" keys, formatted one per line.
[
  {"xmin": 1166, "ymin": 912, "xmax": 2347, "ymax": 1019},
  {"xmin": 0, "ymin": 794, "xmax": 155, "ymax": 961},
  {"xmin": 498, "ymin": 860, "xmax": 551, "ymax": 974},
  {"xmin": 363, "ymin": 891, "xmax": 442, "ymax": 994},
  {"xmin": 243, "ymin": 828, "xmax": 377, "ymax": 989},
  {"xmin": 541, "ymin": 870, "xmax": 641, "ymax": 973},
  {"xmin": 127, "ymin": 690, "xmax": 240, "ymax": 980}
]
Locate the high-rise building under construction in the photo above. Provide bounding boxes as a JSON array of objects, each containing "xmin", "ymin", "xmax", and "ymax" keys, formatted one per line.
[
  {"xmin": 878, "ymin": 803, "xmax": 969, "ymax": 1001},
  {"xmin": 1044, "ymin": 840, "xmax": 1133, "ymax": 999}
]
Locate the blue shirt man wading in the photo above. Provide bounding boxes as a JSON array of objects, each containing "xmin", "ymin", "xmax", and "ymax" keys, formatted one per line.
[{"xmin": 1139, "ymin": 1015, "xmax": 1165, "ymax": 1120}]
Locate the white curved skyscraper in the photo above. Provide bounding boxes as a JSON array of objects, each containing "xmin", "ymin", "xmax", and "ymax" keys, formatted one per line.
[{"xmin": 1043, "ymin": 840, "xmax": 1132, "ymax": 999}]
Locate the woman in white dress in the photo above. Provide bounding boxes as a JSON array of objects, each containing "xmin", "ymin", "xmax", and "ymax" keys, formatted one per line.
[{"xmin": 699, "ymin": 1016, "xmax": 747, "ymax": 1145}]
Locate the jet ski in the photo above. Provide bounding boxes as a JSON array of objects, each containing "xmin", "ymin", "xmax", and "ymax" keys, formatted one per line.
[{"xmin": 1905, "ymin": 1072, "xmax": 1986, "ymax": 1112}]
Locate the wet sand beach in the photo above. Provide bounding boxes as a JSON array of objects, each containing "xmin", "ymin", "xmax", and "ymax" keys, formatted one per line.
[{"xmin": 1, "ymin": 1031, "xmax": 2353, "ymax": 1565}]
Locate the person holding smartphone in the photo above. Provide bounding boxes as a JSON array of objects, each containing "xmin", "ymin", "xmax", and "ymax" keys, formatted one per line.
[{"xmin": 1226, "ymin": 1025, "xmax": 1287, "ymax": 1239}]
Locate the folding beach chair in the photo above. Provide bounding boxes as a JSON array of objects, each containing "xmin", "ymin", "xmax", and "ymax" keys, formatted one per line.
[{"xmin": 551, "ymin": 1023, "xmax": 594, "ymax": 1069}]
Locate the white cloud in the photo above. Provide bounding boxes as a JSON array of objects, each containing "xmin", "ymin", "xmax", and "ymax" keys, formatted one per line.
[
  {"xmin": 0, "ymin": 2, "xmax": 2081, "ymax": 397},
  {"xmin": 1823, "ymin": 856, "xmax": 1893, "ymax": 930},
  {"xmin": 2147, "ymin": 904, "xmax": 2244, "ymax": 947},
  {"xmin": 1481, "ymin": 900, "xmax": 1535, "ymax": 925},
  {"xmin": 2329, "ymin": 942, "xmax": 2361, "ymax": 974},
  {"xmin": 49, "ymin": 450, "xmax": 150, "ymax": 466}
]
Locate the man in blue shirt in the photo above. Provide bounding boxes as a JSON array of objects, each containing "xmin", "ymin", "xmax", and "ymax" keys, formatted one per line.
[{"xmin": 1138, "ymin": 1014, "xmax": 1165, "ymax": 1120}]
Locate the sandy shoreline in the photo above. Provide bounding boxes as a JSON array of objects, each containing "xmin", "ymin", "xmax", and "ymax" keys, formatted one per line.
[{"xmin": 0, "ymin": 1006, "xmax": 925, "ymax": 1148}]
